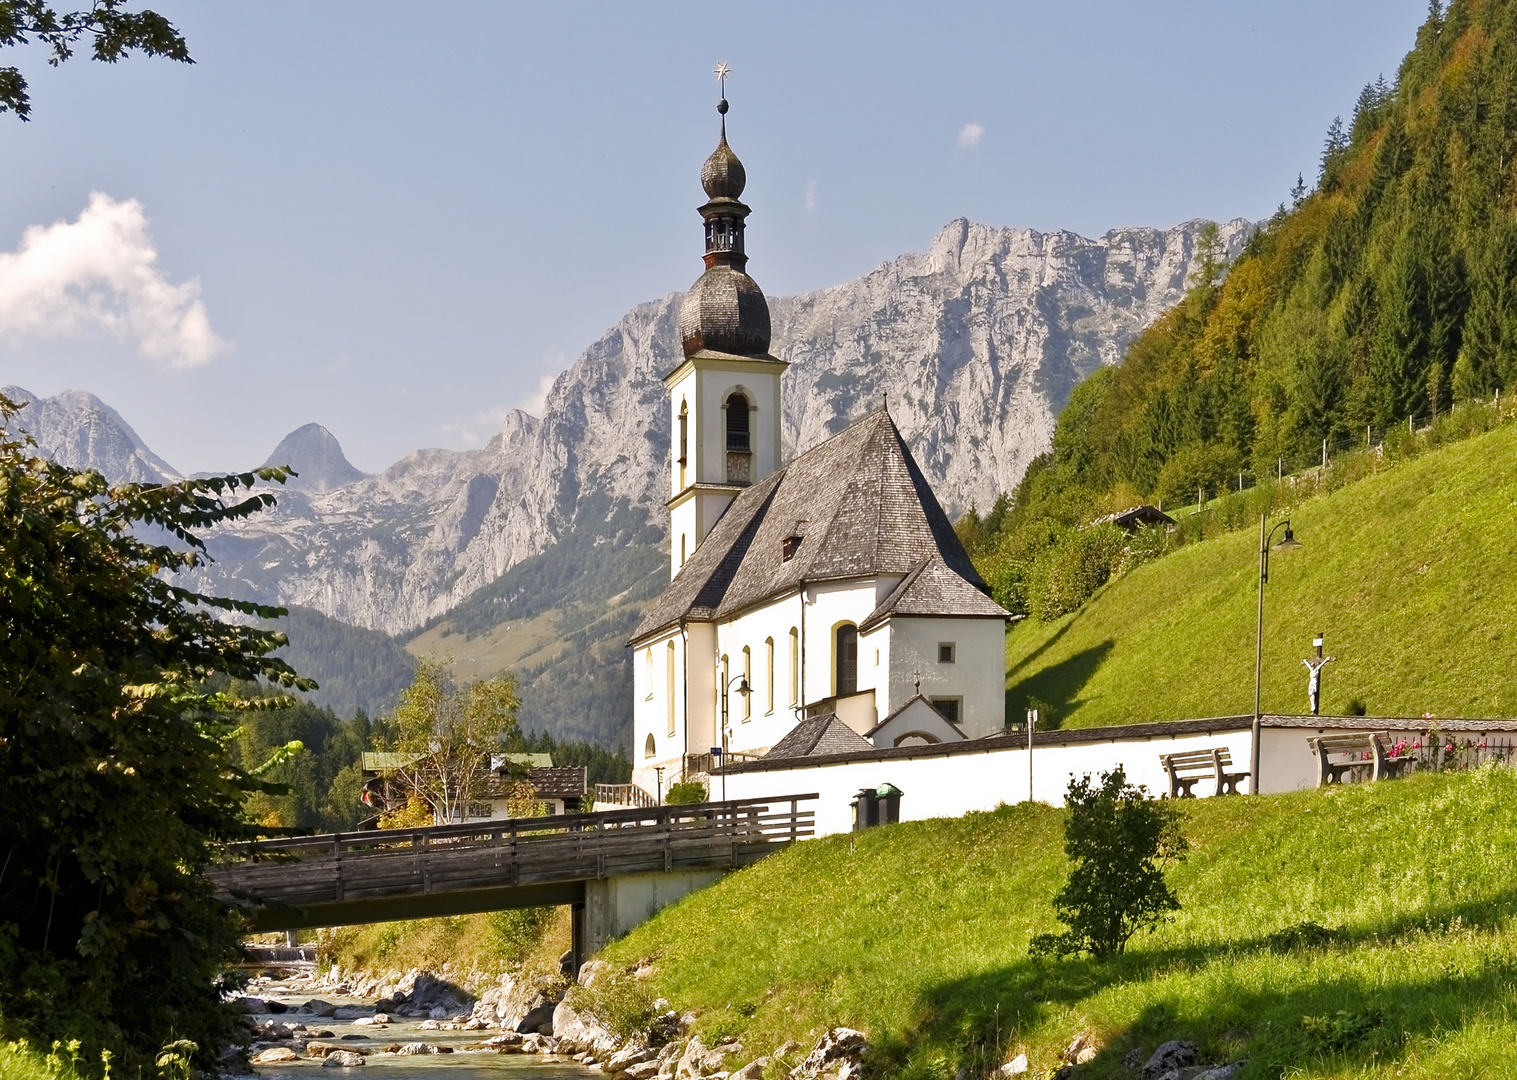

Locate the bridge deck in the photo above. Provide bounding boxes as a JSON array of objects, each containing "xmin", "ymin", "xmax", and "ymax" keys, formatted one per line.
[{"xmin": 210, "ymin": 795, "xmax": 816, "ymax": 932}]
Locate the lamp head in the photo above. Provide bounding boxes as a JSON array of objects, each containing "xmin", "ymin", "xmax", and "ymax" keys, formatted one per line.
[{"xmin": 1276, "ymin": 524, "xmax": 1300, "ymax": 550}]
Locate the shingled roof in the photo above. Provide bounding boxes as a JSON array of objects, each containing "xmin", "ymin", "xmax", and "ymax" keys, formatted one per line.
[
  {"xmin": 859, "ymin": 555, "xmax": 1009, "ymax": 631},
  {"xmin": 631, "ymin": 409, "xmax": 1005, "ymax": 644},
  {"xmin": 762, "ymin": 714, "xmax": 873, "ymax": 760}
]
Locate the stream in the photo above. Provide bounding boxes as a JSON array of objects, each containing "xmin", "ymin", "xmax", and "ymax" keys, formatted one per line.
[{"xmin": 236, "ymin": 968, "xmax": 596, "ymax": 1080}]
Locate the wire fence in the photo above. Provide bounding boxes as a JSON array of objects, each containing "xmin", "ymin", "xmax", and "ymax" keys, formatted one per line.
[
  {"xmin": 1165, "ymin": 391, "xmax": 1515, "ymax": 543},
  {"xmin": 1328, "ymin": 731, "xmax": 1517, "ymax": 785}
]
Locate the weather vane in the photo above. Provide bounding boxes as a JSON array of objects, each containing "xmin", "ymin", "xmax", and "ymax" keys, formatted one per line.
[{"xmin": 714, "ymin": 61, "xmax": 730, "ymax": 135}]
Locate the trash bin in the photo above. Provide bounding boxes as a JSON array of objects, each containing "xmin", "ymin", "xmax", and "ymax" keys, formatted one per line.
[
  {"xmin": 876, "ymin": 783, "xmax": 902, "ymax": 824},
  {"xmin": 851, "ymin": 788, "xmax": 879, "ymax": 831}
]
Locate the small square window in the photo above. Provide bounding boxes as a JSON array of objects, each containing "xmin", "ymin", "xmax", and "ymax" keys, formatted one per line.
[
  {"xmin": 938, "ymin": 642, "xmax": 956, "ymax": 664},
  {"xmin": 931, "ymin": 697, "xmax": 961, "ymax": 725}
]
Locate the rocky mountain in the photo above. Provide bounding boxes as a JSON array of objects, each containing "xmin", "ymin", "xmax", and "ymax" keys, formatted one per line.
[
  {"xmin": 263, "ymin": 423, "xmax": 370, "ymax": 492},
  {"xmin": 2, "ymin": 385, "xmax": 181, "ymax": 483},
  {"xmin": 188, "ymin": 216, "xmax": 1252, "ymax": 635},
  {"xmin": 7, "ymin": 216, "xmax": 1252, "ymax": 743}
]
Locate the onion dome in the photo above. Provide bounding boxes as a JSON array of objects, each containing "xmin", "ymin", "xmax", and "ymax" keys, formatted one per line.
[
  {"xmin": 679, "ymin": 266, "xmax": 771, "ymax": 356},
  {"xmin": 701, "ymin": 137, "xmax": 746, "ymax": 200},
  {"xmin": 678, "ymin": 95, "xmax": 771, "ymax": 359}
]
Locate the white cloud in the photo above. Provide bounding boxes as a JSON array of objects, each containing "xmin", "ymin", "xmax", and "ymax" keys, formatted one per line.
[
  {"xmin": 0, "ymin": 192, "xmax": 228, "ymax": 369},
  {"xmin": 805, "ymin": 178, "xmax": 819, "ymax": 211},
  {"xmin": 518, "ymin": 370, "xmax": 558, "ymax": 416},
  {"xmin": 958, "ymin": 122, "xmax": 985, "ymax": 148},
  {"xmin": 440, "ymin": 365, "xmax": 562, "ymax": 445}
]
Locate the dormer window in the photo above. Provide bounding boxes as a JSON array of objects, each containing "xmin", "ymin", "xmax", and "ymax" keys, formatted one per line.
[{"xmin": 782, "ymin": 534, "xmax": 802, "ymax": 562}]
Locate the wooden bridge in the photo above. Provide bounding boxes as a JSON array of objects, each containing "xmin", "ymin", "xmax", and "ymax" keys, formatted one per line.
[{"xmin": 210, "ymin": 795, "xmax": 816, "ymax": 959}]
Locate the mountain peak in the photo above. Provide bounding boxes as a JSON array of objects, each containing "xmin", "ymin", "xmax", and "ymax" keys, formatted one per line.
[{"xmin": 262, "ymin": 423, "xmax": 367, "ymax": 492}]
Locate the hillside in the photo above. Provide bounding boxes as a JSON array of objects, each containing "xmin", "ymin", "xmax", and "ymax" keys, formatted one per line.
[
  {"xmin": 598, "ymin": 769, "xmax": 1517, "ymax": 1079},
  {"xmin": 1003, "ymin": 411, "xmax": 1517, "ymax": 729},
  {"xmin": 967, "ymin": 0, "xmax": 1517, "ymax": 626}
]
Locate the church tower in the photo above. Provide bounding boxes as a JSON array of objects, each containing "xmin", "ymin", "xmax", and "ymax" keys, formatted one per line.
[{"xmin": 665, "ymin": 76, "xmax": 787, "ymax": 580}]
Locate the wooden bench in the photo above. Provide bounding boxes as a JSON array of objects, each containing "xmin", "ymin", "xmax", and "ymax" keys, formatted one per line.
[
  {"xmin": 1306, "ymin": 732, "xmax": 1414, "ymax": 786},
  {"xmin": 1158, "ymin": 748, "xmax": 1249, "ymax": 798}
]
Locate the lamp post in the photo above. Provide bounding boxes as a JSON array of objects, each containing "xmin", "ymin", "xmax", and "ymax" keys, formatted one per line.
[
  {"xmin": 654, "ymin": 766, "xmax": 664, "ymax": 805},
  {"xmin": 717, "ymin": 670, "xmax": 750, "ymax": 804},
  {"xmin": 1252, "ymin": 514, "xmax": 1301, "ymax": 792}
]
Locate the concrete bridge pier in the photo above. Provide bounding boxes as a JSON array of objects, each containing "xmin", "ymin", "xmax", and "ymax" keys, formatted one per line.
[{"xmin": 577, "ymin": 869, "xmax": 726, "ymax": 961}]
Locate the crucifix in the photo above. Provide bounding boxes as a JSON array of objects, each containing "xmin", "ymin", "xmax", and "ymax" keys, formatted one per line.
[{"xmin": 1302, "ymin": 633, "xmax": 1336, "ymax": 716}]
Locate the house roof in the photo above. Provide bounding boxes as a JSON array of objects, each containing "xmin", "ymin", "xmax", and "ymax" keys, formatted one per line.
[
  {"xmin": 361, "ymin": 751, "xmax": 421, "ymax": 774},
  {"xmin": 763, "ymin": 714, "xmax": 874, "ymax": 760},
  {"xmin": 864, "ymin": 694, "xmax": 966, "ymax": 743},
  {"xmin": 1095, "ymin": 504, "xmax": 1176, "ymax": 532},
  {"xmin": 631, "ymin": 409, "xmax": 1000, "ymax": 643},
  {"xmin": 859, "ymin": 556, "xmax": 1009, "ymax": 632},
  {"xmin": 485, "ymin": 765, "xmax": 587, "ymax": 801}
]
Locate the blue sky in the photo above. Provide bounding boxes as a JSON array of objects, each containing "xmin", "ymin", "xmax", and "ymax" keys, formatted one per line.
[{"xmin": 0, "ymin": 1, "xmax": 1427, "ymax": 473}]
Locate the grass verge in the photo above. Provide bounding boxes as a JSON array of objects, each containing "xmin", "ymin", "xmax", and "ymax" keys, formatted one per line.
[
  {"xmin": 315, "ymin": 907, "xmax": 570, "ymax": 981},
  {"xmin": 600, "ymin": 768, "xmax": 1517, "ymax": 1079}
]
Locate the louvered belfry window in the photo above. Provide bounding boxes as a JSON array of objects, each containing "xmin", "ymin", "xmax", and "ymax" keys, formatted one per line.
[
  {"xmin": 726, "ymin": 395, "xmax": 750, "ymax": 450},
  {"xmin": 726, "ymin": 393, "xmax": 751, "ymax": 483}
]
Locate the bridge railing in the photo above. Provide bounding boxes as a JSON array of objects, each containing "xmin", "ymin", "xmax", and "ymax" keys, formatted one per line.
[
  {"xmin": 210, "ymin": 794, "xmax": 817, "ymax": 912},
  {"xmin": 594, "ymin": 783, "xmax": 657, "ymax": 809}
]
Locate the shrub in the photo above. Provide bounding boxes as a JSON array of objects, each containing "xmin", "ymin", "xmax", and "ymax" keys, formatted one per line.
[
  {"xmin": 1030, "ymin": 767, "xmax": 1188, "ymax": 959},
  {"xmin": 664, "ymin": 780, "xmax": 708, "ymax": 805},
  {"xmin": 1029, "ymin": 524, "xmax": 1127, "ymax": 620}
]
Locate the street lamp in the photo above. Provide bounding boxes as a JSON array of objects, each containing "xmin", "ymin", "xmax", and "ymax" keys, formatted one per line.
[
  {"xmin": 717, "ymin": 670, "xmax": 750, "ymax": 803},
  {"xmin": 1252, "ymin": 514, "xmax": 1302, "ymax": 792},
  {"xmin": 653, "ymin": 766, "xmax": 664, "ymax": 805}
]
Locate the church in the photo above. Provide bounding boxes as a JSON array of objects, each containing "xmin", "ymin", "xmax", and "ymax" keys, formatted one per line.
[{"xmin": 628, "ymin": 97, "xmax": 1010, "ymax": 797}]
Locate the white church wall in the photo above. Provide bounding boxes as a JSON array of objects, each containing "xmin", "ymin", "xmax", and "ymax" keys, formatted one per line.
[
  {"xmin": 714, "ymin": 593, "xmax": 806, "ymax": 756},
  {"xmin": 722, "ymin": 725, "xmax": 1257, "ymax": 837},
  {"xmin": 887, "ymin": 616, "xmax": 1007, "ymax": 737},
  {"xmin": 803, "ymin": 579, "xmax": 887, "ymax": 706},
  {"xmin": 633, "ymin": 627, "xmax": 687, "ymax": 792}
]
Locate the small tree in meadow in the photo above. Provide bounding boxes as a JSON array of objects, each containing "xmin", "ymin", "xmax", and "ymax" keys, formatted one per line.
[{"xmin": 1031, "ymin": 767, "xmax": 1188, "ymax": 959}]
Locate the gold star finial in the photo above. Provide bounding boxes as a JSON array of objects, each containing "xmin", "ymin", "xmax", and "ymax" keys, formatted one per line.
[{"xmin": 714, "ymin": 61, "xmax": 731, "ymax": 90}]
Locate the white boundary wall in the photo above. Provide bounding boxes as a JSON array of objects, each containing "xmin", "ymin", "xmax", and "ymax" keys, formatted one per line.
[
  {"xmin": 722, "ymin": 717, "xmax": 1517, "ymax": 837},
  {"xmin": 724, "ymin": 723, "xmax": 1255, "ymax": 837}
]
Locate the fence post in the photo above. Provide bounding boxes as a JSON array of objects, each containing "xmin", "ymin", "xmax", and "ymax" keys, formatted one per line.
[{"xmin": 789, "ymin": 798, "xmax": 798, "ymax": 845}]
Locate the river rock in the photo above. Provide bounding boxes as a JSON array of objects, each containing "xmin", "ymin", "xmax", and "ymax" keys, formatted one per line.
[
  {"xmin": 792, "ymin": 1029, "xmax": 868, "ymax": 1080},
  {"xmin": 731, "ymin": 1057, "xmax": 770, "ymax": 1080},
  {"xmin": 998, "ymin": 1054, "xmax": 1027, "ymax": 1076},
  {"xmin": 607, "ymin": 1044, "xmax": 658, "ymax": 1072},
  {"xmin": 303, "ymin": 999, "xmax": 338, "ymax": 1017},
  {"xmin": 234, "ymin": 996, "xmax": 268, "ymax": 1014},
  {"xmin": 518, "ymin": 1000, "xmax": 558, "ymax": 1035},
  {"xmin": 253, "ymin": 1048, "xmax": 299, "ymax": 1064},
  {"xmin": 626, "ymin": 1062, "xmax": 663, "ymax": 1080},
  {"xmin": 306, "ymin": 1041, "xmax": 366, "ymax": 1058},
  {"xmin": 397, "ymin": 1043, "xmax": 440, "ymax": 1055},
  {"xmin": 1195, "ymin": 1064, "xmax": 1248, "ymax": 1080},
  {"xmin": 418, "ymin": 1019, "xmax": 441, "ymax": 1030},
  {"xmin": 333, "ymin": 1006, "xmax": 372, "ymax": 1021},
  {"xmin": 322, "ymin": 1051, "xmax": 366, "ymax": 1067},
  {"xmin": 1142, "ymin": 1042, "xmax": 1197, "ymax": 1080}
]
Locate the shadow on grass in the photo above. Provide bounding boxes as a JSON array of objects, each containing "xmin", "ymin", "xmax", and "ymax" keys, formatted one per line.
[
  {"xmin": 874, "ymin": 888, "xmax": 1517, "ymax": 1079},
  {"xmin": 1006, "ymin": 640, "xmax": 1114, "ymax": 729},
  {"xmin": 1005, "ymin": 609, "xmax": 1089, "ymax": 681}
]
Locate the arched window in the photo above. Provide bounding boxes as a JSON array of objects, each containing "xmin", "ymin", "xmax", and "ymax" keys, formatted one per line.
[
  {"xmin": 726, "ymin": 393, "xmax": 751, "ymax": 484},
  {"xmin": 644, "ymin": 648, "xmax": 653, "ymax": 700},
  {"xmin": 788, "ymin": 627, "xmax": 799, "ymax": 705},
  {"xmin": 725, "ymin": 394, "xmax": 750, "ymax": 451},
  {"xmin": 678, "ymin": 401, "xmax": 688, "ymax": 489},
  {"xmin": 764, "ymin": 636, "xmax": 775, "ymax": 714},
  {"xmin": 741, "ymin": 645, "xmax": 752, "ymax": 720},
  {"xmin": 666, "ymin": 641, "xmax": 677, "ymax": 736},
  {"xmin": 836, "ymin": 624, "xmax": 858, "ymax": 697},
  {"xmin": 644, "ymin": 733, "xmax": 656, "ymax": 759}
]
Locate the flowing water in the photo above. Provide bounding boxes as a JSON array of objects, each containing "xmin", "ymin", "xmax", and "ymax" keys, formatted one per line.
[{"xmin": 236, "ymin": 969, "xmax": 595, "ymax": 1080}]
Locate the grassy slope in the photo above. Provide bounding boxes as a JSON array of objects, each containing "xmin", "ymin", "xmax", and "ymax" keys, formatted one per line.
[
  {"xmin": 1005, "ymin": 421, "xmax": 1517, "ymax": 727},
  {"xmin": 601, "ymin": 770, "xmax": 1517, "ymax": 1079}
]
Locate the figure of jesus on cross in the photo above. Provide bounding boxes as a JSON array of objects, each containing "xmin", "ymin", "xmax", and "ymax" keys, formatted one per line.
[{"xmin": 1302, "ymin": 633, "xmax": 1336, "ymax": 716}]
